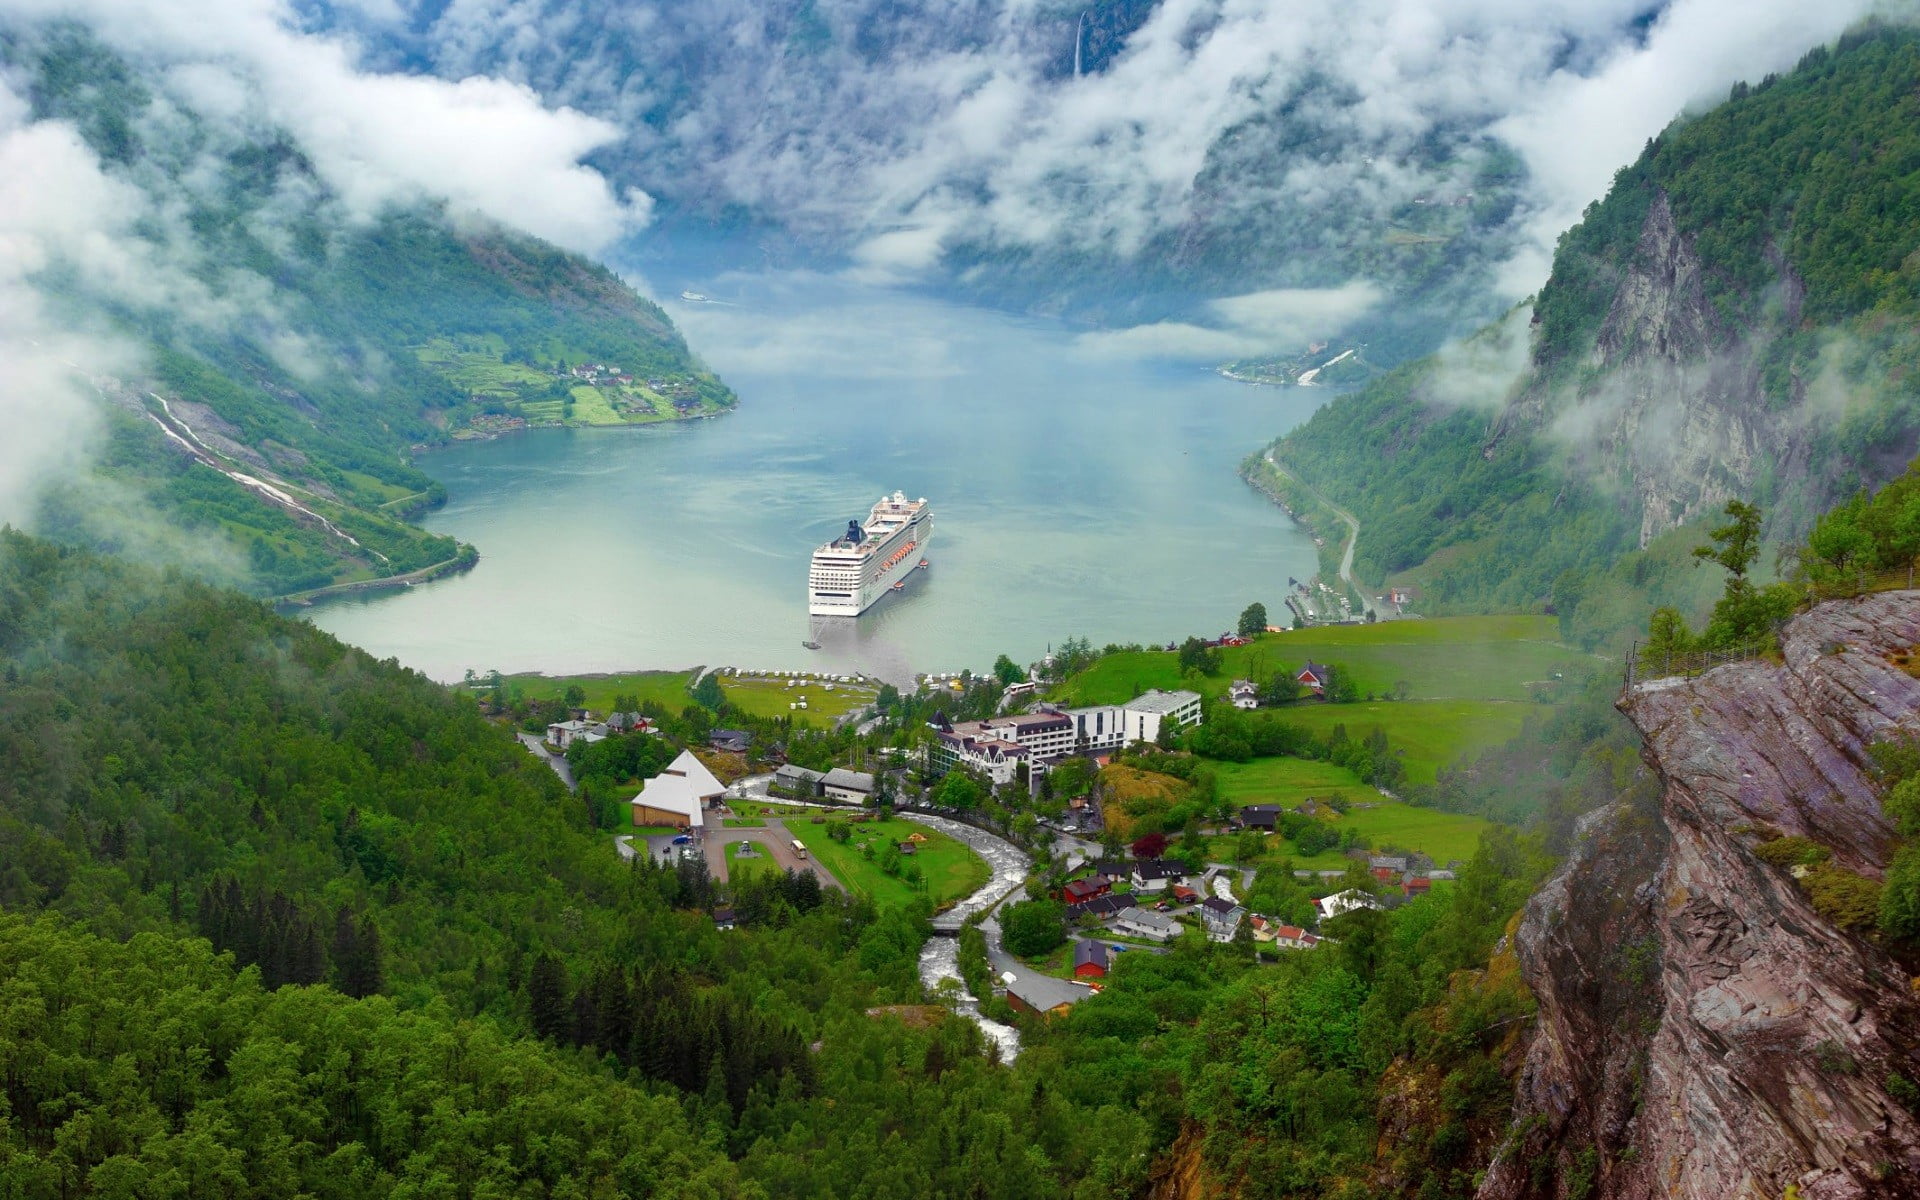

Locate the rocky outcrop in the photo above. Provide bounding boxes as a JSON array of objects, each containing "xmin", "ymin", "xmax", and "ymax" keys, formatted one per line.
[{"xmin": 1480, "ymin": 593, "xmax": 1920, "ymax": 1200}]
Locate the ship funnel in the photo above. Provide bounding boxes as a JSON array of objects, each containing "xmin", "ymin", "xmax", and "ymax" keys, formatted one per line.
[{"xmin": 846, "ymin": 519, "xmax": 863, "ymax": 544}]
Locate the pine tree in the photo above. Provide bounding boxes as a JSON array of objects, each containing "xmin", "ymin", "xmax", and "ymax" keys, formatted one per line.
[{"xmin": 527, "ymin": 952, "xmax": 570, "ymax": 1042}]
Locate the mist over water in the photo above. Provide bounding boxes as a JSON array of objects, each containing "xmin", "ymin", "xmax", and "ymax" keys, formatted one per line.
[{"xmin": 308, "ymin": 265, "xmax": 1327, "ymax": 683}]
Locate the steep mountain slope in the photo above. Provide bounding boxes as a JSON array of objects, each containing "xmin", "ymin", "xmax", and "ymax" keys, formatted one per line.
[
  {"xmin": 1481, "ymin": 593, "xmax": 1920, "ymax": 1198},
  {"xmin": 1262, "ymin": 27, "xmax": 1920, "ymax": 629},
  {"xmin": 7, "ymin": 28, "xmax": 732, "ymax": 599}
]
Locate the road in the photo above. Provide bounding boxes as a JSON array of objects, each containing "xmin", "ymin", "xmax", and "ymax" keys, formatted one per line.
[
  {"xmin": 704, "ymin": 817, "xmax": 847, "ymax": 892},
  {"xmin": 516, "ymin": 732, "xmax": 576, "ymax": 790},
  {"xmin": 1265, "ymin": 448, "xmax": 1360, "ymax": 592}
]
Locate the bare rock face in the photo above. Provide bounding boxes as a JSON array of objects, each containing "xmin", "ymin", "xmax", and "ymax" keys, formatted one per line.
[{"xmin": 1479, "ymin": 594, "xmax": 1920, "ymax": 1200}]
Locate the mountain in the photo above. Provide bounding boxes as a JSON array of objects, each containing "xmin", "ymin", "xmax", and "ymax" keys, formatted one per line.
[
  {"xmin": 7, "ymin": 27, "xmax": 732, "ymax": 599},
  {"xmin": 1484, "ymin": 593, "xmax": 1920, "ymax": 1197},
  {"xmin": 1257, "ymin": 26, "xmax": 1920, "ymax": 639}
]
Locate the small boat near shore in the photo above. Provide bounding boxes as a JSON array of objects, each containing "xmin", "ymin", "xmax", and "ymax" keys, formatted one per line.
[{"xmin": 801, "ymin": 640, "xmax": 821, "ymax": 650}]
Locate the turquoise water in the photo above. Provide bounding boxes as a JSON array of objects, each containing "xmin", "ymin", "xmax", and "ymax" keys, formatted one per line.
[{"xmin": 309, "ymin": 270, "xmax": 1327, "ymax": 683}]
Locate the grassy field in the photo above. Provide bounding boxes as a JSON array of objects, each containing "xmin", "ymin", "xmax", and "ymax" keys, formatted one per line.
[
  {"xmin": 1210, "ymin": 757, "xmax": 1373, "ymax": 809},
  {"xmin": 1270, "ymin": 700, "xmax": 1537, "ymax": 784},
  {"xmin": 713, "ymin": 672, "xmax": 878, "ymax": 726},
  {"xmin": 724, "ymin": 841, "xmax": 779, "ymax": 882},
  {"xmin": 721, "ymin": 817, "xmax": 766, "ymax": 828},
  {"xmin": 1212, "ymin": 757, "xmax": 1494, "ymax": 867},
  {"xmin": 793, "ymin": 816, "xmax": 989, "ymax": 910},
  {"xmin": 567, "ymin": 385, "xmax": 627, "ymax": 425},
  {"xmin": 476, "ymin": 669, "xmax": 695, "ymax": 715},
  {"xmin": 1052, "ymin": 616, "xmax": 1593, "ymax": 706}
]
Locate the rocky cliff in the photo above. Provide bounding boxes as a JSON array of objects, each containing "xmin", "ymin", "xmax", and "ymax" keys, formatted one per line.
[{"xmin": 1480, "ymin": 593, "xmax": 1920, "ymax": 1199}]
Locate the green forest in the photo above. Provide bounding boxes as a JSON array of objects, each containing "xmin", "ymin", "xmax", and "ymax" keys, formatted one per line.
[
  {"xmin": 0, "ymin": 529, "xmax": 1563, "ymax": 1197},
  {"xmin": 9, "ymin": 28, "xmax": 732, "ymax": 599}
]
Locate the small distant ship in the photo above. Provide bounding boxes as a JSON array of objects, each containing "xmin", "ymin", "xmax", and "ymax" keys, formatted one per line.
[
  {"xmin": 808, "ymin": 491, "xmax": 933, "ymax": 617},
  {"xmin": 801, "ymin": 640, "xmax": 821, "ymax": 650},
  {"xmin": 680, "ymin": 290, "xmax": 711, "ymax": 302}
]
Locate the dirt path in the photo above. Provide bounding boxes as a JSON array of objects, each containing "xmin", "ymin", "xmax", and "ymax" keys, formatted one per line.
[{"xmin": 704, "ymin": 819, "xmax": 846, "ymax": 892}]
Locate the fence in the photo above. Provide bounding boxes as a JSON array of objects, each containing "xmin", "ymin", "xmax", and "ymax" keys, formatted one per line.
[{"xmin": 1621, "ymin": 639, "xmax": 1771, "ymax": 694}]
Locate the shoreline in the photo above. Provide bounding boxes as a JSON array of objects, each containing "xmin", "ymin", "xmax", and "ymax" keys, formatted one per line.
[
  {"xmin": 410, "ymin": 403, "xmax": 733, "ymax": 457},
  {"xmin": 274, "ymin": 549, "xmax": 479, "ymax": 611}
]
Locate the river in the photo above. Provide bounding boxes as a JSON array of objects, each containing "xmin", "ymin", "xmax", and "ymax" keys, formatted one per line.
[
  {"xmin": 904, "ymin": 812, "xmax": 1032, "ymax": 1061},
  {"xmin": 309, "ymin": 267, "xmax": 1327, "ymax": 682}
]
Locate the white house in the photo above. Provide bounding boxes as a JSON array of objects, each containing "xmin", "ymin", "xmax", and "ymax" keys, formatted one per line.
[
  {"xmin": 1315, "ymin": 888, "xmax": 1384, "ymax": 921},
  {"xmin": 1228, "ymin": 679, "xmax": 1260, "ymax": 710},
  {"xmin": 546, "ymin": 719, "xmax": 608, "ymax": 750},
  {"xmin": 630, "ymin": 750, "xmax": 726, "ymax": 829},
  {"xmin": 1130, "ymin": 859, "xmax": 1191, "ymax": 894},
  {"xmin": 1113, "ymin": 906, "xmax": 1180, "ymax": 942}
]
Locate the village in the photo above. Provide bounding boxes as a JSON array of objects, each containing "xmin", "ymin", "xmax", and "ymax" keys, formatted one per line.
[{"xmin": 520, "ymin": 630, "xmax": 1486, "ymax": 1027}]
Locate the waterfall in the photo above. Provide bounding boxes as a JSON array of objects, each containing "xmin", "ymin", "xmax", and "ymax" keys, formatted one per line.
[{"xmin": 1074, "ymin": 10, "xmax": 1085, "ymax": 78}]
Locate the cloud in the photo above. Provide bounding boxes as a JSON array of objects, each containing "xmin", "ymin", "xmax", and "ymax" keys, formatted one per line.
[
  {"xmin": 3, "ymin": 0, "xmax": 649, "ymax": 252},
  {"xmin": 1075, "ymin": 282, "xmax": 1383, "ymax": 361},
  {"xmin": 0, "ymin": 83, "xmax": 135, "ymax": 522},
  {"xmin": 399, "ymin": 0, "xmax": 1894, "ymax": 296}
]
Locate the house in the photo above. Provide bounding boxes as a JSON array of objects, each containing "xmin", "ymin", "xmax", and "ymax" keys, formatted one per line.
[
  {"xmin": 1297, "ymin": 662, "xmax": 1331, "ymax": 695},
  {"xmin": 1371, "ymin": 866, "xmax": 1399, "ymax": 883},
  {"xmin": 1266, "ymin": 922, "xmax": 1321, "ymax": 950},
  {"xmin": 712, "ymin": 907, "xmax": 737, "ymax": 931},
  {"xmin": 1315, "ymin": 888, "xmax": 1384, "ymax": 921},
  {"xmin": 708, "ymin": 729, "xmax": 753, "ymax": 754},
  {"xmin": 1113, "ymin": 906, "xmax": 1180, "ymax": 942},
  {"xmin": 1130, "ymin": 859, "xmax": 1190, "ymax": 893},
  {"xmin": 1240, "ymin": 804, "xmax": 1283, "ymax": 831},
  {"xmin": 1403, "ymin": 876, "xmax": 1432, "ymax": 897},
  {"xmin": 1068, "ymin": 893, "xmax": 1132, "ymax": 919},
  {"xmin": 1199, "ymin": 897, "xmax": 1246, "ymax": 942},
  {"xmin": 894, "ymin": 840, "xmax": 918, "ymax": 856},
  {"xmin": 1062, "ymin": 874, "xmax": 1112, "ymax": 904},
  {"xmin": 1228, "ymin": 679, "xmax": 1260, "ymax": 710},
  {"xmin": 820, "ymin": 768, "xmax": 876, "ymax": 803},
  {"xmin": 630, "ymin": 750, "xmax": 727, "ymax": 829},
  {"xmin": 546, "ymin": 719, "xmax": 608, "ymax": 750},
  {"xmin": 1427, "ymin": 870, "xmax": 1458, "ymax": 882},
  {"xmin": 1170, "ymin": 884, "xmax": 1200, "ymax": 905},
  {"xmin": 1072, "ymin": 940, "xmax": 1111, "ymax": 980},
  {"xmin": 773, "ymin": 764, "xmax": 826, "ymax": 798},
  {"xmin": 1003, "ymin": 973, "xmax": 1092, "ymax": 1019},
  {"xmin": 1368, "ymin": 854, "xmax": 1410, "ymax": 873}
]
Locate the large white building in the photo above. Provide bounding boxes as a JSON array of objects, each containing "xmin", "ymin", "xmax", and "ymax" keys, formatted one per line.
[
  {"xmin": 929, "ymin": 689, "xmax": 1204, "ymax": 784},
  {"xmin": 630, "ymin": 750, "xmax": 726, "ymax": 829}
]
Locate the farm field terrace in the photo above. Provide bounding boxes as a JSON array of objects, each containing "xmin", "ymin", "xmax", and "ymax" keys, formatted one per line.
[{"xmin": 1270, "ymin": 699, "xmax": 1538, "ymax": 784}]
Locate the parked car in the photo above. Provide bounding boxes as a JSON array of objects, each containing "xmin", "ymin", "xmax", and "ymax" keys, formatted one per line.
[{"xmin": 671, "ymin": 834, "xmax": 693, "ymax": 845}]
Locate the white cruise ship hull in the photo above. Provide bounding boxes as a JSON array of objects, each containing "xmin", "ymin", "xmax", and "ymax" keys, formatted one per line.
[{"xmin": 808, "ymin": 497, "xmax": 932, "ymax": 617}]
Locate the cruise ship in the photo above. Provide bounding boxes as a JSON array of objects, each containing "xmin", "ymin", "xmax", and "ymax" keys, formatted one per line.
[{"xmin": 808, "ymin": 492, "xmax": 933, "ymax": 616}]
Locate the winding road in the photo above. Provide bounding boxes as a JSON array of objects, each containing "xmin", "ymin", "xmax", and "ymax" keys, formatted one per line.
[{"xmin": 1265, "ymin": 448, "xmax": 1360, "ymax": 592}]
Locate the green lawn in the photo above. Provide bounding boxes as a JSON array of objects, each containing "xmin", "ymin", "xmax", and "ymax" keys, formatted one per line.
[
  {"xmin": 721, "ymin": 817, "xmax": 765, "ymax": 828},
  {"xmin": 478, "ymin": 670, "xmax": 694, "ymax": 714},
  {"xmin": 796, "ymin": 817, "xmax": 989, "ymax": 910},
  {"xmin": 1213, "ymin": 757, "xmax": 1494, "ymax": 867},
  {"xmin": 1268, "ymin": 700, "xmax": 1537, "ymax": 784},
  {"xmin": 724, "ymin": 841, "xmax": 779, "ymax": 882},
  {"xmin": 628, "ymin": 826, "xmax": 681, "ymax": 838},
  {"xmin": 714, "ymin": 672, "xmax": 877, "ymax": 726},
  {"xmin": 1052, "ymin": 616, "xmax": 1593, "ymax": 706}
]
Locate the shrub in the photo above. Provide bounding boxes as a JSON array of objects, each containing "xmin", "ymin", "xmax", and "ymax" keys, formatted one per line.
[
  {"xmin": 1753, "ymin": 836, "xmax": 1830, "ymax": 868},
  {"xmin": 1802, "ymin": 865, "xmax": 1883, "ymax": 930}
]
